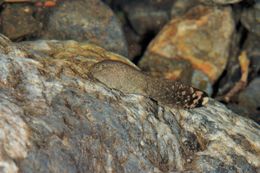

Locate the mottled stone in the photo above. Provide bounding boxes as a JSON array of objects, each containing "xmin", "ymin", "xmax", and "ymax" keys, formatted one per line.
[
  {"xmin": 224, "ymin": 33, "xmax": 260, "ymax": 122},
  {"xmin": 0, "ymin": 35, "xmax": 259, "ymax": 172},
  {"xmin": 40, "ymin": 0, "xmax": 128, "ymax": 56},
  {"xmin": 139, "ymin": 53, "xmax": 193, "ymax": 84},
  {"xmin": 191, "ymin": 69, "xmax": 213, "ymax": 95},
  {"xmin": 198, "ymin": 0, "xmax": 242, "ymax": 5},
  {"xmin": 122, "ymin": 0, "xmax": 172, "ymax": 35},
  {"xmin": 171, "ymin": 0, "xmax": 199, "ymax": 17},
  {"xmin": 1, "ymin": 4, "xmax": 41, "ymax": 40},
  {"xmin": 215, "ymin": 20, "xmax": 245, "ymax": 96},
  {"xmin": 238, "ymin": 78, "xmax": 260, "ymax": 123},
  {"xmin": 123, "ymin": 26, "xmax": 142, "ymax": 60},
  {"xmin": 0, "ymin": 92, "xmax": 31, "ymax": 173},
  {"xmin": 173, "ymin": 0, "xmax": 244, "ymax": 16},
  {"xmin": 244, "ymin": 33, "xmax": 260, "ymax": 76},
  {"xmin": 139, "ymin": 5, "xmax": 235, "ymax": 88},
  {"xmin": 241, "ymin": 0, "xmax": 260, "ymax": 36},
  {"xmin": 17, "ymin": 39, "xmax": 134, "ymax": 76},
  {"xmin": 245, "ymin": 34, "xmax": 260, "ymax": 76}
]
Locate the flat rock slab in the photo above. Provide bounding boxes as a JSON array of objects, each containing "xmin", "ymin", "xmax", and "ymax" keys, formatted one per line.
[{"xmin": 0, "ymin": 35, "xmax": 259, "ymax": 173}]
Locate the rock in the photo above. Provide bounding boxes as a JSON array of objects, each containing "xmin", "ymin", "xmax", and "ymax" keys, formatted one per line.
[
  {"xmin": 139, "ymin": 5, "xmax": 235, "ymax": 92},
  {"xmin": 170, "ymin": 0, "xmax": 242, "ymax": 21},
  {"xmin": 0, "ymin": 35, "xmax": 259, "ymax": 172},
  {"xmin": 197, "ymin": 0, "xmax": 242, "ymax": 5},
  {"xmin": 191, "ymin": 69, "xmax": 213, "ymax": 95},
  {"xmin": 40, "ymin": 0, "xmax": 128, "ymax": 56},
  {"xmin": 171, "ymin": 0, "xmax": 200, "ymax": 17},
  {"xmin": 224, "ymin": 33, "xmax": 260, "ymax": 121},
  {"xmin": 103, "ymin": 0, "xmax": 173, "ymax": 60},
  {"xmin": 241, "ymin": 0, "xmax": 260, "ymax": 36},
  {"xmin": 16, "ymin": 39, "xmax": 134, "ymax": 75},
  {"xmin": 238, "ymin": 78, "xmax": 260, "ymax": 123},
  {"xmin": 123, "ymin": 26, "xmax": 143, "ymax": 60},
  {"xmin": 139, "ymin": 53, "xmax": 193, "ymax": 84},
  {"xmin": 0, "ymin": 4, "xmax": 41, "ymax": 40},
  {"xmin": 214, "ymin": 13, "xmax": 245, "ymax": 96},
  {"xmin": 244, "ymin": 33, "xmax": 260, "ymax": 76},
  {"xmin": 121, "ymin": 0, "xmax": 172, "ymax": 36}
]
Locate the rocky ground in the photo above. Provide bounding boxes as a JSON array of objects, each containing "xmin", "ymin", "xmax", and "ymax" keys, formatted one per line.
[
  {"xmin": 0, "ymin": 0, "xmax": 259, "ymax": 173},
  {"xmin": 0, "ymin": 0, "xmax": 259, "ymax": 123}
]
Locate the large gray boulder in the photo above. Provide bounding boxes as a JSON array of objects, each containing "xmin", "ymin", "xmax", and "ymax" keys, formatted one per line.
[{"xmin": 0, "ymin": 35, "xmax": 259, "ymax": 173}]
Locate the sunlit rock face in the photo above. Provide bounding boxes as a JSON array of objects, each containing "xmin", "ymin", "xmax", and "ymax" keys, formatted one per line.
[{"xmin": 0, "ymin": 35, "xmax": 259, "ymax": 173}]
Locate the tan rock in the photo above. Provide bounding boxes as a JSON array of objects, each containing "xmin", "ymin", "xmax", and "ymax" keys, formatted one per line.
[
  {"xmin": 140, "ymin": 5, "xmax": 235, "ymax": 83},
  {"xmin": 17, "ymin": 40, "xmax": 136, "ymax": 79}
]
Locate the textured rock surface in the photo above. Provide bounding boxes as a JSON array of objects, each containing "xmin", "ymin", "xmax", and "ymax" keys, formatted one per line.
[
  {"xmin": 40, "ymin": 0, "xmax": 128, "ymax": 56},
  {"xmin": 220, "ymin": 33, "xmax": 260, "ymax": 122},
  {"xmin": 171, "ymin": 0, "xmax": 199, "ymax": 17},
  {"xmin": 1, "ymin": 4, "xmax": 41, "ymax": 40},
  {"xmin": 121, "ymin": 0, "xmax": 172, "ymax": 36},
  {"xmin": 238, "ymin": 78, "xmax": 260, "ymax": 122},
  {"xmin": 241, "ymin": 0, "xmax": 260, "ymax": 36},
  {"xmin": 139, "ymin": 5, "xmax": 234, "ymax": 93},
  {"xmin": 244, "ymin": 33, "xmax": 260, "ymax": 76},
  {"xmin": 197, "ymin": 0, "xmax": 242, "ymax": 5},
  {"xmin": 0, "ymin": 35, "xmax": 259, "ymax": 173},
  {"xmin": 17, "ymin": 39, "xmax": 133, "ymax": 74}
]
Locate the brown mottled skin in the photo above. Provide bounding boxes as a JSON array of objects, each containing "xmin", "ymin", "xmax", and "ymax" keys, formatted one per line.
[{"xmin": 89, "ymin": 60, "xmax": 209, "ymax": 109}]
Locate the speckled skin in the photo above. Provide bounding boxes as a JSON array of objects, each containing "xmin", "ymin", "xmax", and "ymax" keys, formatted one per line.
[{"xmin": 89, "ymin": 60, "xmax": 208, "ymax": 108}]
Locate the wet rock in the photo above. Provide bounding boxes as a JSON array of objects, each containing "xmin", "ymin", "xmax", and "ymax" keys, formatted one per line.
[
  {"xmin": 0, "ymin": 4, "xmax": 41, "ymax": 40},
  {"xmin": 0, "ymin": 35, "xmax": 259, "ymax": 172},
  {"xmin": 241, "ymin": 0, "xmax": 260, "ymax": 36},
  {"xmin": 121, "ymin": 0, "xmax": 172, "ymax": 36},
  {"xmin": 41, "ymin": 0, "xmax": 128, "ymax": 56},
  {"xmin": 238, "ymin": 78, "xmax": 260, "ymax": 123},
  {"xmin": 139, "ymin": 5, "xmax": 235, "ymax": 92}
]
